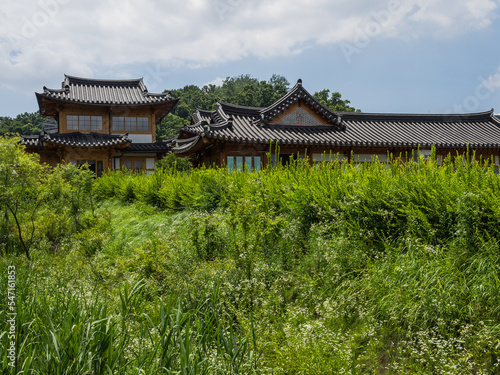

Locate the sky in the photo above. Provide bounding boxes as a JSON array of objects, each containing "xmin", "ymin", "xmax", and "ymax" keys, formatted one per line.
[{"xmin": 1, "ymin": 0, "xmax": 500, "ymax": 117}]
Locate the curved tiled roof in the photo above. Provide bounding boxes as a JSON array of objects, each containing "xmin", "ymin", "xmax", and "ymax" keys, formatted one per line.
[
  {"xmin": 175, "ymin": 94, "xmax": 500, "ymax": 153},
  {"xmin": 259, "ymin": 79, "xmax": 339, "ymax": 126},
  {"xmin": 191, "ymin": 109, "xmax": 213, "ymax": 124},
  {"xmin": 21, "ymin": 135, "xmax": 43, "ymax": 147},
  {"xmin": 124, "ymin": 142, "xmax": 172, "ymax": 152},
  {"xmin": 21, "ymin": 132, "xmax": 131, "ymax": 148},
  {"xmin": 37, "ymin": 75, "xmax": 176, "ymax": 106},
  {"xmin": 171, "ymin": 135, "xmax": 203, "ymax": 154}
]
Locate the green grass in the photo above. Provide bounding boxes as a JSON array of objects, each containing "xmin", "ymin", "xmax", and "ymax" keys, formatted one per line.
[{"xmin": 2, "ymin": 151, "xmax": 500, "ymax": 373}]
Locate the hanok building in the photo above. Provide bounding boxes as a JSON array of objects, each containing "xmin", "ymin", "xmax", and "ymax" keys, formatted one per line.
[
  {"xmin": 172, "ymin": 79, "xmax": 500, "ymax": 169},
  {"xmin": 21, "ymin": 75, "xmax": 177, "ymax": 176}
]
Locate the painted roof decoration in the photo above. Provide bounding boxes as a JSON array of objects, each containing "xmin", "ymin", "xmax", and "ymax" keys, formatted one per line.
[{"xmin": 173, "ymin": 80, "xmax": 500, "ymax": 154}]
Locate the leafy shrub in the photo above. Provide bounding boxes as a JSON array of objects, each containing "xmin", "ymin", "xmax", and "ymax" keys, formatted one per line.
[{"xmin": 155, "ymin": 152, "xmax": 192, "ymax": 172}]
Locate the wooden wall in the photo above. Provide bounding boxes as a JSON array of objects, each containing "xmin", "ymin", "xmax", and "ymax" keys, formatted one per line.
[
  {"xmin": 191, "ymin": 141, "xmax": 500, "ymax": 169},
  {"xmin": 57, "ymin": 104, "xmax": 156, "ymax": 141}
]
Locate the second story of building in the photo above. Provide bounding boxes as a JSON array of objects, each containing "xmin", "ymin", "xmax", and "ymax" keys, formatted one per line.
[{"xmin": 36, "ymin": 75, "xmax": 178, "ymax": 143}]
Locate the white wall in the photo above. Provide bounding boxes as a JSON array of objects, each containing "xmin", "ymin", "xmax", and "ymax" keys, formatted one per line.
[{"xmin": 123, "ymin": 134, "xmax": 153, "ymax": 143}]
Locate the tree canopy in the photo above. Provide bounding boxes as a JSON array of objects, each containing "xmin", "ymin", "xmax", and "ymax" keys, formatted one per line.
[{"xmin": 0, "ymin": 112, "xmax": 45, "ymax": 136}]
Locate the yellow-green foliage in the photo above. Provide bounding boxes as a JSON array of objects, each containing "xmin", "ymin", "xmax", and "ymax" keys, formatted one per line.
[{"xmin": 3, "ymin": 148, "xmax": 500, "ymax": 373}]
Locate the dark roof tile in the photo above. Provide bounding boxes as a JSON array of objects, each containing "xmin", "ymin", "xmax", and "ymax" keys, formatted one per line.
[
  {"xmin": 21, "ymin": 132, "xmax": 131, "ymax": 148},
  {"xmin": 124, "ymin": 142, "xmax": 171, "ymax": 152},
  {"xmin": 37, "ymin": 74, "xmax": 176, "ymax": 107},
  {"xmin": 177, "ymin": 106, "xmax": 500, "ymax": 151}
]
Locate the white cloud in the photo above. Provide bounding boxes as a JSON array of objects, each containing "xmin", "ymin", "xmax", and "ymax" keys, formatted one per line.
[
  {"xmin": 480, "ymin": 66, "xmax": 500, "ymax": 91},
  {"xmin": 0, "ymin": 0, "xmax": 499, "ymax": 93},
  {"xmin": 202, "ymin": 77, "xmax": 225, "ymax": 87}
]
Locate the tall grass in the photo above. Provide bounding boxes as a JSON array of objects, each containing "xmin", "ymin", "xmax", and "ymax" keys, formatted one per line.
[
  {"xmin": 94, "ymin": 152, "xmax": 500, "ymax": 247},
  {"xmin": 91, "ymin": 152, "xmax": 500, "ymax": 372},
  {"xmin": 0, "ymin": 269, "xmax": 257, "ymax": 374},
  {"xmin": 3, "ymin": 151, "xmax": 500, "ymax": 373}
]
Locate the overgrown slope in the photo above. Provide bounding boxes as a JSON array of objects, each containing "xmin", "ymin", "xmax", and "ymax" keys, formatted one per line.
[{"xmin": 2, "ymin": 150, "xmax": 500, "ymax": 374}]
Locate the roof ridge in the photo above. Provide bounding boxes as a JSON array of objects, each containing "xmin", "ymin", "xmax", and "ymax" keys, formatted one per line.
[
  {"xmin": 63, "ymin": 74, "xmax": 144, "ymax": 88},
  {"xmin": 259, "ymin": 79, "xmax": 339, "ymax": 126},
  {"xmin": 216, "ymin": 100, "xmax": 265, "ymax": 111},
  {"xmin": 339, "ymin": 109, "xmax": 495, "ymax": 122},
  {"xmin": 36, "ymin": 75, "xmax": 178, "ymax": 114}
]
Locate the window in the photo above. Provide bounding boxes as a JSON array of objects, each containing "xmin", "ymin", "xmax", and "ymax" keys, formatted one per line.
[
  {"xmin": 112, "ymin": 117, "xmax": 149, "ymax": 131},
  {"xmin": 122, "ymin": 160, "xmax": 132, "ymax": 170},
  {"xmin": 236, "ymin": 156, "xmax": 243, "ymax": 171},
  {"xmin": 271, "ymin": 154, "xmax": 293, "ymax": 167},
  {"xmin": 227, "ymin": 156, "xmax": 235, "ymax": 172},
  {"xmin": 67, "ymin": 115, "xmax": 102, "ymax": 131},
  {"xmin": 76, "ymin": 160, "xmax": 104, "ymax": 177},
  {"xmin": 254, "ymin": 156, "xmax": 261, "ymax": 171},
  {"xmin": 133, "ymin": 160, "xmax": 143, "ymax": 171},
  {"xmin": 121, "ymin": 158, "xmax": 151, "ymax": 173},
  {"xmin": 245, "ymin": 156, "xmax": 253, "ymax": 172},
  {"xmin": 352, "ymin": 154, "xmax": 388, "ymax": 163},
  {"xmin": 227, "ymin": 156, "xmax": 261, "ymax": 172},
  {"xmin": 312, "ymin": 152, "xmax": 347, "ymax": 163}
]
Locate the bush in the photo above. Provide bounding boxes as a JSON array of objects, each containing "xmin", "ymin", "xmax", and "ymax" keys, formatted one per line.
[{"xmin": 155, "ymin": 152, "xmax": 192, "ymax": 172}]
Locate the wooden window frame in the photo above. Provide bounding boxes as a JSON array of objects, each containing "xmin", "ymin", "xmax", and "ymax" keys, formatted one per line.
[
  {"xmin": 73, "ymin": 159, "xmax": 104, "ymax": 177},
  {"xmin": 112, "ymin": 116, "xmax": 149, "ymax": 132},
  {"xmin": 120, "ymin": 157, "xmax": 153, "ymax": 173},
  {"xmin": 67, "ymin": 115, "xmax": 102, "ymax": 131},
  {"xmin": 227, "ymin": 155, "xmax": 261, "ymax": 172}
]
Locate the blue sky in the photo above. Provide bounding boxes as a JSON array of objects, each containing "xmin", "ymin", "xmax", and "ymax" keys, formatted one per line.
[{"xmin": 1, "ymin": 0, "xmax": 500, "ymax": 117}]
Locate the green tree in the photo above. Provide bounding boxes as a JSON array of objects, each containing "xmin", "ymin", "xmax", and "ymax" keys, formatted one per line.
[
  {"xmin": 156, "ymin": 114, "xmax": 190, "ymax": 141},
  {"xmin": 313, "ymin": 89, "xmax": 360, "ymax": 112},
  {"xmin": 0, "ymin": 112, "xmax": 45, "ymax": 135},
  {"xmin": 0, "ymin": 137, "xmax": 99, "ymax": 259},
  {"xmin": 0, "ymin": 136, "xmax": 46, "ymax": 260}
]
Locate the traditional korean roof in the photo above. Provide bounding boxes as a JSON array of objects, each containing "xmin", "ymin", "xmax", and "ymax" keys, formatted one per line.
[
  {"xmin": 21, "ymin": 132, "xmax": 131, "ymax": 148},
  {"xmin": 36, "ymin": 75, "xmax": 178, "ymax": 120},
  {"xmin": 171, "ymin": 135, "xmax": 204, "ymax": 154},
  {"xmin": 124, "ymin": 142, "xmax": 172, "ymax": 152},
  {"xmin": 174, "ymin": 81, "xmax": 500, "ymax": 154},
  {"xmin": 42, "ymin": 118, "xmax": 58, "ymax": 134},
  {"xmin": 260, "ymin": 79, "xmax": 339, "ymax": 125}
]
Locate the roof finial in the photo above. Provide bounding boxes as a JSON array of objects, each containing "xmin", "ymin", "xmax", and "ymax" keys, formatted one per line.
[{"xmin": 297, "ymin": 78, "xmax": 302, "ymax": 86}]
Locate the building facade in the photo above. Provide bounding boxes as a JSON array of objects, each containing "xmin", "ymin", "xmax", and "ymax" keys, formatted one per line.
[
  {"xmin": 21, "ymin": 75, "xmax": 177, "ymax": 175},
  {"xmin": 21, "ymin": 76, "xmax": 500, "ymax": 173},
  {"xmin": 171, "ymin": 79, "xmax": 500, "ymax": 169}
]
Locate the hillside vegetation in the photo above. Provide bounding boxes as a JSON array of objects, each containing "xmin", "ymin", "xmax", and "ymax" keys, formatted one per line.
[{"xmin": 2, "ymin": 141, "xmax": 500, "ymax": 373}]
